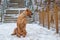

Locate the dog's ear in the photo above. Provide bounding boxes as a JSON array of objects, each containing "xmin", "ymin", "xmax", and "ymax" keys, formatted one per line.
[{"xmin": 26, "ymin": 9, "xmax": 29, "ymax": 12}]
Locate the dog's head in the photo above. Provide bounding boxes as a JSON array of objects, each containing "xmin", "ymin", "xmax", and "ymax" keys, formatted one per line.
[{"xmin": 25, "ymin": 9, "xmax": 33, "ymax": 18}]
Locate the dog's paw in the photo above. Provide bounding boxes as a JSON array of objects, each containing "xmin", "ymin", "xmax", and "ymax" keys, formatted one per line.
[
  {"xmin": 11, "ymin": 33, "xmax": 16, "ymax": 35},
  {"xmin": 22, "ymin": 35, "xmax": 26, "ymax": 37},
  {"xmin": 23, "ymin": 36, "xmax": 26, "ymax": 37},
  {"xmin": 16, "ymin": 35, "xmax": 21, "ymax": 38}
]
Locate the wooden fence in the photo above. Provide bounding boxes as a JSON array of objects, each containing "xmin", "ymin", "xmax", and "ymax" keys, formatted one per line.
[{"xmin": 39, "ymin": 4, "xmax": 60, "ymax": 33}]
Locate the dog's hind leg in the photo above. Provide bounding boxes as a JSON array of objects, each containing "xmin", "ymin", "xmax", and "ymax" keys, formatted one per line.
[{"xmin": 11, "ymin": 28, "xmax": 17, "ymax": 35}]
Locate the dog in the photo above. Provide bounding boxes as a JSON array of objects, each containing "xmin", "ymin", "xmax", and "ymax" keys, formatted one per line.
[{"xmin": 11, "ymin": 9, "xmax": 33, "ymax": 37}]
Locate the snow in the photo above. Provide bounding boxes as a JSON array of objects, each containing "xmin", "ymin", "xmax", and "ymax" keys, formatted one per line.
[{"xmin": 0, "ymin": 23, "xmax": 60, "ymax": 40}]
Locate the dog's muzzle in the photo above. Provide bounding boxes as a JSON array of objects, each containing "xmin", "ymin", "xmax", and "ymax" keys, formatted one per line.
[
  {"xmin": 31, "ymin": 13, "xmax": 33, "ymax": 15},
  {"xmin": 29, "ymin": 13, "xmax": 33, "ymax": 18}
]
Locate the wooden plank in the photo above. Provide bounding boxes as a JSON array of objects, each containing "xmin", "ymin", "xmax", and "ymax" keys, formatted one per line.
[
  {"xmin": 6, "ymin": 10, "xmax": 18, "ymax": 14},
  {"xmin": 39, "ymin": 8, "xmax": 45, "ymax": 27},
  {"xmin": 46, "ymin": 6, "xmax": 50, "ymax": 29},
  {"xmin": 20, "ymin": 10, "xmax": 24, "ymax": 14},
  {"xmin": 44, "ymin": 11, "xmax": 48, "ymax": 26},
  {"xmin": 50, "ymin": 12, "xmax": 55, "ymax": 28},
  {"xmin": 40, "ymin": 10, "xmax": 43, "ymax": 25},
  {"xmin": 4, "ymin": 21, "xmax": 16, "ymax": 23},
  {"xmin": 42, "ymin": 8, "xmax": 45, "ymax": 27},
  {"xmin": 18, "ymin": 0, "xmax": 25, "ymax": 8},
  {"xmin": 4, "ymin": 19, "xmax": 17, "ymax": 21},
  {"xmin": 10, "ymin": 0, "xmax": 19, "ymax": 3},
  {"xmin": 54, "ymin": 4, "xmax": 59, "ymax": 33},
  {"xmin": 4, "ymin": 10, "xmax": 18, "ymax": 23},
  {"xmin": 0, "ymin": 13, "xmax": 2, "ymax": 22}
]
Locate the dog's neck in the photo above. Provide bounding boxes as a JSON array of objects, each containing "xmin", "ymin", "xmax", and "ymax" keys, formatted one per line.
[{"xmin": 22, "ymin": 11, "xmax": 27, "ymax": 18}]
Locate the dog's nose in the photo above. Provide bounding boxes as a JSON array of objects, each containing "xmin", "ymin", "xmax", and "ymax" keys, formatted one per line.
[{"xmin": 31, "ymin": 13, "xmax": 33, "ymax": 15}]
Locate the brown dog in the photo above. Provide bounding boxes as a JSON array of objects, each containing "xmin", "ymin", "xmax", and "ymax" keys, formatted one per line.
[{"xmin": 11, "ymin": 9, "xmax": 33, "ymax": 37}]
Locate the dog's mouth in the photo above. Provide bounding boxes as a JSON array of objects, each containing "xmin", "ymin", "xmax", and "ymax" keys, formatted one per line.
[
  {"xmin": 29, "ymin": 13, "xmax": 33, "ymax": 18},
  {"xmin": 31, "ymin": 13, "xmax": 33, "ymax": 15},
  {"xmin": 29, "ymin": 15, "xmax": 32, "ymax": 18}
]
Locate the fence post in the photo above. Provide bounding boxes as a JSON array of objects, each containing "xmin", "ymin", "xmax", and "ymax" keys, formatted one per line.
[
  {"xmin": 54, "ymin": 4, "xmax": 59, "ymax": 33},
  {"xmin": 42, "ymin": 8, "xmax": 45, "ymax": 27},
  {"xmin": 46, "ymin": 6, "xmax": 50, "ymax": 29}
]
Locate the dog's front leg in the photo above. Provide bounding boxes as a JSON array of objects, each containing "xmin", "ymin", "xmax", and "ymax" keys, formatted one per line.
[
  {"xmin": 16, "ymin": 30, "xmax": 21, "ymax": 37},
  {"xmin": 22, "ymin": 29, "xmax": 27, "ymax": 37},
  {"xmin": 16, "ymin": 24, "xmax": 21, "ymax": 37}
]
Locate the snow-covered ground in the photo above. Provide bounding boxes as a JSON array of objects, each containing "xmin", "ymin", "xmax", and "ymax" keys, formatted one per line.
[{"xmin": 0, "ymin": 23, "xmax": 60, "ymax": 40}]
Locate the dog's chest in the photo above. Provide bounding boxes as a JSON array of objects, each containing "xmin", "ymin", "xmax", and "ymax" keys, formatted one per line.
[{"xmin": 17, "ymin": 15, "xmax": 27, "ymax": 23}]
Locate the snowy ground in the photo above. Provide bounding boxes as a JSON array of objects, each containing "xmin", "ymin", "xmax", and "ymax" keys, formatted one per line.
[{"xmin": 0, "ymin": 23, "xmax": 60, "ymax": 40}]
